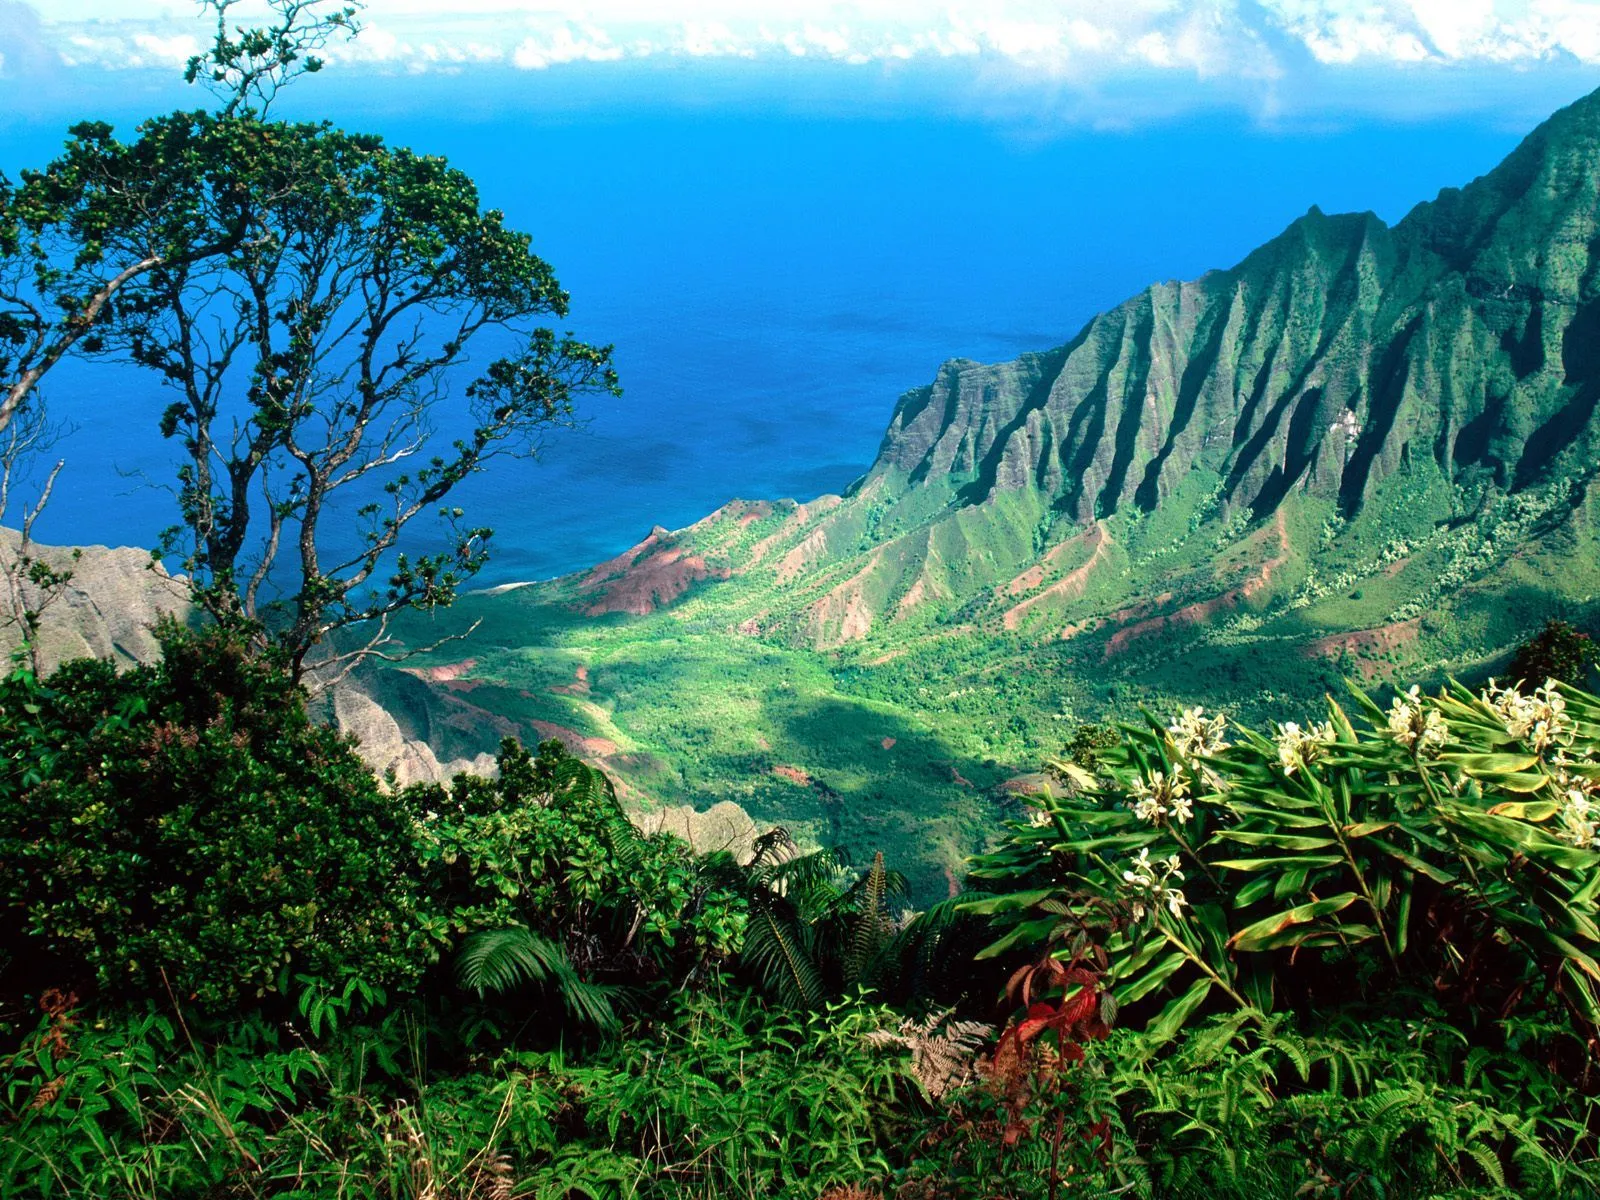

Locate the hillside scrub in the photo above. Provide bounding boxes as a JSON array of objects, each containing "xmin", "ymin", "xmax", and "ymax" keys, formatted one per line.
[{"xmin": 7, "ymin": 632, "xmax": 1600, "ymax": 1196}]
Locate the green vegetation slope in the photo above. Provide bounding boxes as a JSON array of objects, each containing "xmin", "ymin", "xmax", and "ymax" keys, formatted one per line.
[{"xmin": 373, "ymin": 88, "xmax": 1600, "ymax": 896}]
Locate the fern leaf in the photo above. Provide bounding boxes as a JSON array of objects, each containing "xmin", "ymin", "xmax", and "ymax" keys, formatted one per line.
[
  {"xmin": 742, "ymin": 895, "xmax": 825, "ymax": 1008},
  {"xmin": 844, "ymin": 851, "xmax": 889, "ymax": 986},
  {"xmin": 456, "ymin": 926, "xmax": 618, "ymax": 1033}
]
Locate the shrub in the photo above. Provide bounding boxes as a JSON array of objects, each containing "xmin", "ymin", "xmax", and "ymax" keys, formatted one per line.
[
  {"xmin": 0, "ymin": 622, "xmax": 431, "ymax": 1011},
  {"xmin": 1511, "ymin": 618, "xmax": 1596, "ymax": 687},
  {"xmin": 411, "ymin": 738, "xmax": 749, "ymax": 993}
]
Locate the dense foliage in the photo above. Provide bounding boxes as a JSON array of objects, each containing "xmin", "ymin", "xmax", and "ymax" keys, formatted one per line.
[
  {"xmin": 9, "ymin": 625, "xmax": 1600, "ymax": 1197},
  {"xmin": 963, "ymin": 675, "xmax": 1600, "ymax": 1195},
  {"xmin": 0, "ymin": 621, "xmax": 426, "ymax": 1009},
  {"xmin": 6, "ymin": 12, "xmax": 1600, "ymax": 1190}
]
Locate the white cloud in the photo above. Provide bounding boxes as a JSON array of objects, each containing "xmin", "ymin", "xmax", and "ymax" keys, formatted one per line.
[
  {"xmin": 511, "ymin": 25, "xmax": 625, "ymax": 69},
  {"xmin": 11, "ymin": 0, "xmax": 1600, "ymax": 122},
  {"xmin": 30, "ymin": 1, "xmax": 1600, "ymax": 74}
]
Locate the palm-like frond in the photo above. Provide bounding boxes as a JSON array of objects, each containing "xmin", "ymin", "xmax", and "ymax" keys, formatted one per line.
[
  {"xmin": 843, "ymin": 851, "xmax": 891, "ymax": 986},
  {"xmin": 741, "ymin": 893, "xmax": 826, "ymax": 1009},
  {"xmin": 457, "ymin": 926, "xmax": 619, "ymax": 1033}
]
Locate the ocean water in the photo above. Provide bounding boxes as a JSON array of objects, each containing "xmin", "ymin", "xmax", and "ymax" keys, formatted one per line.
[{"xmin": 3, "ymin": 96, "xmax": 1541, "ymax": 585}]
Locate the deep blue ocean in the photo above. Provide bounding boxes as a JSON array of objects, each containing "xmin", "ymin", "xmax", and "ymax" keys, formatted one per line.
[{"xmin": 0, "ymin": 90, "xmax": 1554, "ymax": 584}]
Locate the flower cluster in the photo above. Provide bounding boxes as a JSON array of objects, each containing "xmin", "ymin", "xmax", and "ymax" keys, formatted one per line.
[
  {"xmin": 1130, "ymin": 771, "xmax": 1192, "ymax": 825},
  {"xmin": 1276, "ymin": 720, "xmax": 1335, "ymax": 776},
  {"xmin": 1122, "ymin": 848, "xmax": 1187, "ymax": 920},
  {"xmin": 1551, "ymin": 761, "xmax": 1600, "ymax": 849},
  {"xmin": 1167, "ymin": 706, "xmax": 1229, "ymax": 759},
  {"xmin": 1386, "ymin": 685, "xmax": 1448, "ymax": 753},
  {"xmin": 1483, "ymin": 678, "xmax": 1572, "ymax": 753}
]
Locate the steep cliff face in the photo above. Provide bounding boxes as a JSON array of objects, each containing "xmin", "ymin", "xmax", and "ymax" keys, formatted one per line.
[
  {"xmin": 557, "ymin": 85, "xmax": 1600, "ymax": 657},
  {"xmin": 874, "ymin": 86, "xmax": 1600, "ymax": 529},
  {"xmin": 0, "ymin": 532, "xmax": 190, "ymax": 671},
  {"xmin": 0, "ymin": 533, "xmax": 501, "ymax": 786}
]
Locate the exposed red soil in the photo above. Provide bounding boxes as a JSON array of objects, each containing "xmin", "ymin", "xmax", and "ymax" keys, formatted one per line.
[
  {"xmin": 747, "ymin": 497, "xmax": 842, "ymax": 569},
  {"xmin": 549, "ymin": 663, "xmax": 591, "ymax": 696},
  {"xmin": 581, "ymin": 529, "xmax": 730, "ymax": 616},
  {"xmin": 1003, "ymin": 523, "xmax": 1103, "ymax": 598},
  {"xmin": 896, "ymin": 575, "xmax": 932, "ymax": 617},
  {"xmin": 528, "ymin": 719, "xmax": 619, "ymax": 758},
  {"xmin": 1059, "ymin": 594, "xmax": 1171, "ymax": 643},
  {"xmin": 943, "ymin": 865, "xmax": 961, "ymax": 899},
  {"xmin": 1384, "ymin": 556, "xmax": 1411, "ymax": 578},
  {"xmin": 949, "ymin": 766, "xmax": 974, "ymax": 788},
  {"xmin": 583, "ymin": 529, "xmax": 664, "ymax": 586},
  {"xmin": 778, "ymin": 527, "xmax": 832, "ymax": 585},
  {"xmin": 1001, "ymin": 773, "xmax": 1052, "ymax": 796},
  {"xmin": 410, "ymin": 657, "xmax": 477, "ymax": 682},
  {"xmin": 1305, "ymin": 618, "xmax": 1421, "ymax": 661},
  {"xmin": 1002, "ymin": 523, "xmax": 1112, "ymax": 631},
  {"xmin": 1103, "ymin": 510, "xmax": 1290, "ymax": 657},
  {"xmin": 803, "ymin": 549, "xmax": 884, "ymax": 647},
  {"xmin": 773, "ymin": 764, "xmax": 814, "ymax": 786},
  {"xmin": 682, "ymin": 499, "xmax": 772, "ymax": 541},
  {"xmin": 881, "ymin": 736, "xmax": 897, "ymax": 750}
]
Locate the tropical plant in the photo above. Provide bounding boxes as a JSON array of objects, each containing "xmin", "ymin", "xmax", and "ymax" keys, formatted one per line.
[
  {"xmin": 1511, "ymin": 618, "xmax": 1596, "ymax": 688},
  {"xmin": 0, "ymin": 619, "xmax": 431, "ymax": 1012},
  {"xmin": 734, "ymin": 834, "xmax": 978, "ymax": 1011},
  {"xmin": 417, "ymin": 738, "xmax": 749, "ymax": 1018},
  {"xmin": 971, "ymin": 681, "xmax": 1600, "ymax": 1040},
  {"xmin": 457, "ymin": 926, "xmax": 619, "ymax": 1034}
]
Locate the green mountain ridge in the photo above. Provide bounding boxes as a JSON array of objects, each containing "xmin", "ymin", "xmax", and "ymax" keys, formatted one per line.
[{"xmin": 369, "ymin": 88, "xmax": 1600, "ymax": 895}]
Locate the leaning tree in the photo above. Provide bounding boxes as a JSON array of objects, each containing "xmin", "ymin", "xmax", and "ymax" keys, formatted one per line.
[{"xmin": 5, "ymin": 0, "xmax": 620, "ymax": 683}]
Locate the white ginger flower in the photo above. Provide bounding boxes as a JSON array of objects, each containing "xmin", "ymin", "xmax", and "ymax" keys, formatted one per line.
[
  {"xmin": 1420, "ymin": 709, "xmax": 1448, "ymax": 752},
  {"xmin": 1276, "ymin": 720, "xmax": 1335, "ymax": 776},
  {"xmin": 1387, "ymin": 686, "xmax": 1448, "ymax": 754},
  {"xmin": 1128, "ymin": 771, "xmax": 1192, "ymax": 825},
  {"xmin": 1122, "ymin": 846, "xmax": 1154, "ymax": 884},
  {"xmin": 1482, "ymin": 677, "xmax": 1572, "ymax": 753},
  {"xmin": 1122, "ymin": 849, "xmax": 1187, "ymax": 921},
  {"xmin": 1554, "ymin": 767, "xmax": 1600, "ymax": 849},
  {"xmin": 1386, "ymin": 686, "xmax": 1422, "ymax": 745},
  {"xmin": 1027, "ymin": 807, "xmax": 1053, "ymax": 828},
  {"xmin": 1167, "ymin": 705, "xmax": 1229, "ymax": 759}
]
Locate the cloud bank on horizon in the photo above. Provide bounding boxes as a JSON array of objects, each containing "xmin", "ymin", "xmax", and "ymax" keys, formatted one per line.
[{"xmin": 5, "ymin": 1, "xmax": 1600, "ymax": 123}]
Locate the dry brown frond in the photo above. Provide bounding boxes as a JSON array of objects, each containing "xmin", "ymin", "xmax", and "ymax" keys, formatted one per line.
[
  {"xmin": 817, "ymin": 1187, "xmax": 883, "ymax": 1200},
  {"xmin": 866, "ymin": 1009, "xmax": 994, "ymax": 1100}
]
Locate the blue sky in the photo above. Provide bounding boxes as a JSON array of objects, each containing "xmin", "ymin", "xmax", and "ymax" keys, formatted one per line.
[{"xmin": 2, "ymin": 1, "xmax": 1598, "ymax": 130}]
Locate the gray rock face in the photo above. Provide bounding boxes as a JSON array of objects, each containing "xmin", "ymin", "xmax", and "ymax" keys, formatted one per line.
[
  {"xmin": 0, "ymin": 530, "xmax": 190, "ymax": 672},
  {"xmin": 326, "ymin": 683, "xmax": 500, "ymax": 787},
  {"xmin": 0, "ymin": 530, "xmax": 490, "ymax": 786}
]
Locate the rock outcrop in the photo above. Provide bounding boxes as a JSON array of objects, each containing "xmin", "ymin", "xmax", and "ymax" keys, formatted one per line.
[{"xmin": 0, "ymin": 531, "xmax": 190, "ymax": 672}]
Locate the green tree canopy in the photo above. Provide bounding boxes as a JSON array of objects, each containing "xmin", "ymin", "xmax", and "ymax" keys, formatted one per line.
[{"xmin": 0, "ymin": 0, "xmax": 619, "ymax": 681}]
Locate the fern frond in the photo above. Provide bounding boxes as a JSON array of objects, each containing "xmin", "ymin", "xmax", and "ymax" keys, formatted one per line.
[
  {"xmin": 458, "ymin": 927, "xmax": 566, "ymax": 994},
  {"xmin": 742, "ymin": 894, "xmax": 825, "ymax": 1009},
  {"xmin": 843, "ymin": 851, "xmax": 891, "ymax": 987},
  {"xmin": 456, "ymin": 926, "xmax": 618, "ymax": 1033}
]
